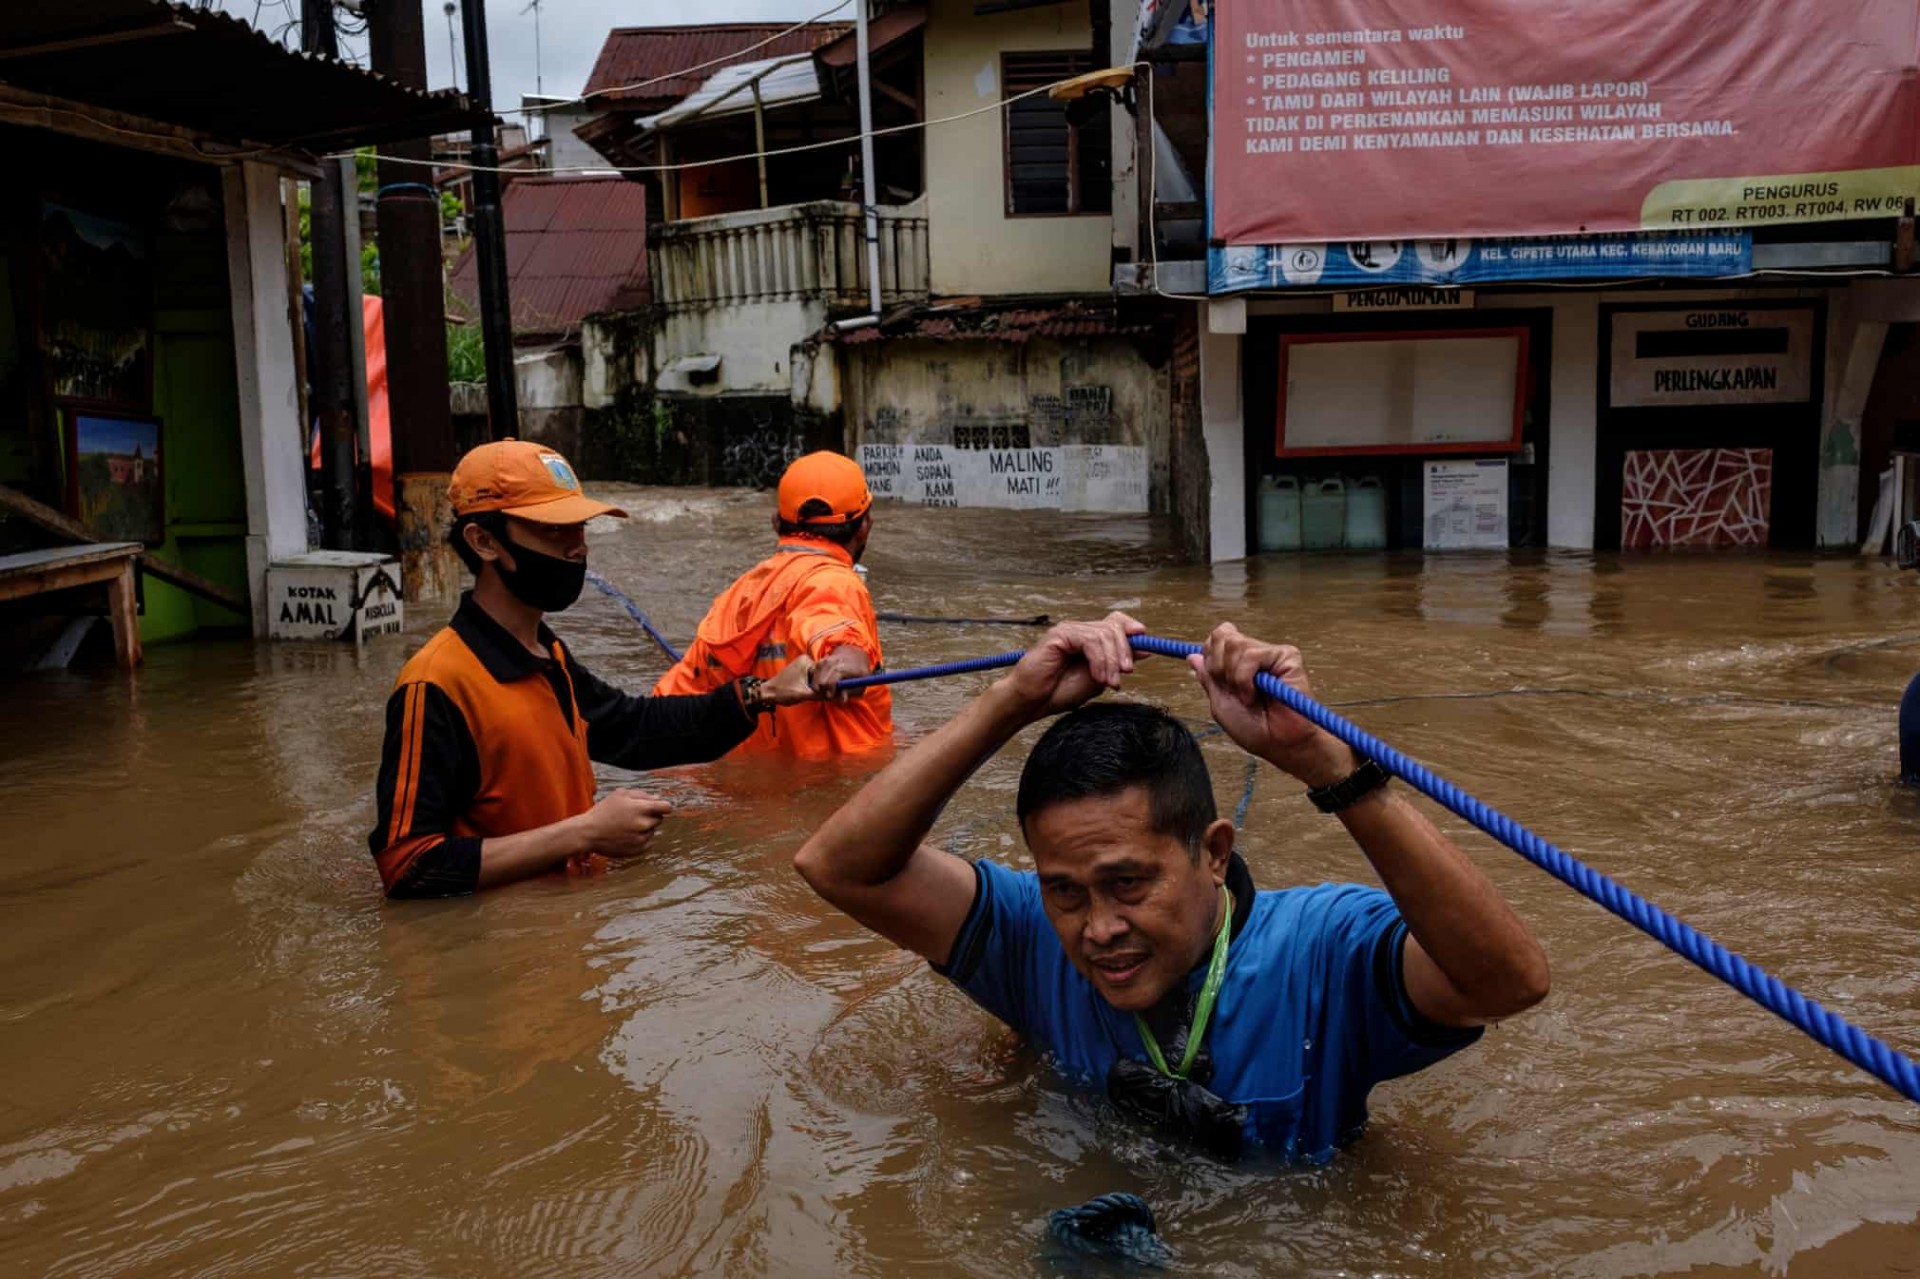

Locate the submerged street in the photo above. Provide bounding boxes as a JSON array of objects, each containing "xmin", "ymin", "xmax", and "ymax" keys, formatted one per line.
[{"xmin": 3, "ymin": 491, "xmax": 1918, "ymax": 1277}]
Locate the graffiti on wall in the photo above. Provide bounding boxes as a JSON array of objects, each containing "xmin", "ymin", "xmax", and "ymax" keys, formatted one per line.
[{"xmin": 859, "ymin": 443, "xmax": 1149, "ymax": 513}]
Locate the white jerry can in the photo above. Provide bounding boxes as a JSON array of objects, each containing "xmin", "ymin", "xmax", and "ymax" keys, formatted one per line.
[
  {"xmin": 1344, "ymin": 476, "xmax": 1388, "ymax": 549},
  {"xmin": 1301, "ymin": 477, "xmax": 1347, "ymax": 550},
  {"xmin": 1258, "ymin": 476, "xmax": 1303, "ymax": 552},
  {"xmin": 266, "ymin": 551, "xmax": 404, "ymax": 643}
]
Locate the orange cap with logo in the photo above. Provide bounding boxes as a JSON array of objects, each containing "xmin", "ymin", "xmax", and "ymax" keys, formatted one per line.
[
  {"xmin": 447, "ymin": 440, "xmax": 627, "ymax": 525},
  {"xmin": 778, "ymin": 451, "xmax": 871, "ymax": 525}
]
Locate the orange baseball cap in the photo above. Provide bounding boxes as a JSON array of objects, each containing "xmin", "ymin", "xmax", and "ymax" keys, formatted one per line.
[
  {"xmin": 778, "ymin": 451, "xmax": 871, "ymax": 525},
  {"xmin": 448, "ymin": 440, "xmax": 627, "ymax": 525}
]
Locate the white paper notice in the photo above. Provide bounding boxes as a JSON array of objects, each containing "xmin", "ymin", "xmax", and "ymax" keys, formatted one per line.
[{"xmin": 1424, "ymin": 459, "xmax": 1509, "ymax": 549}]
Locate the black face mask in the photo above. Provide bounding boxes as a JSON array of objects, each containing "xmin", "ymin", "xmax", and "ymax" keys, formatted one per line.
[{"xmin": 496, "ymin": 533, "xmax": 586, "ymax": 613}]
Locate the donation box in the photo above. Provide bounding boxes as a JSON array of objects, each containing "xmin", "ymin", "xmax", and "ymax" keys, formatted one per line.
[{"xmin": 266, "ymin": 551, "xmax": 403, "ymax": 643}]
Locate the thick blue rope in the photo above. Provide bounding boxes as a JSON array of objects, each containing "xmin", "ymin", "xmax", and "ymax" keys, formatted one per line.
[
  {"xmin": 586, "ymin": 571, "xmax": 683, "ymax": 663},
  {"xmin": 842, "ymin": 636, "xmax": 1920, "ymax": 1105}
]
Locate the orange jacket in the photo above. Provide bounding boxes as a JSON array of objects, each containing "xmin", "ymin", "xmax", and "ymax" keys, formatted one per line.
[
  {"xmin": 651, "ymin": 538, "xmax": 893, "ymax": 758},
  {"xmin": 369, "ymin": 594, "xmax": 760, "ymax": 897}
]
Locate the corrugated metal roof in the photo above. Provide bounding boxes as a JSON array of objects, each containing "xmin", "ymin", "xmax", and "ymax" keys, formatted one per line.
[
  {"xmin": 0, "ymin": 0, "xmax": 479, "ymax": 151},
  {"xmin": 639, "ymin": 54, "xmax": 822, "ymax": 132},
  {"xmin": 581, "ymin": 22, "xmax": 850, "ymax": 108},
  {"xmin": 448, "ymin": 176, "xmax": 650, "ymax": 338}
]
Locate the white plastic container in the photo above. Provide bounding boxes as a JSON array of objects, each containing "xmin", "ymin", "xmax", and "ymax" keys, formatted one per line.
[
  {"xmin": 1344, "ymin": 476, "xmax": 1387, "ymax": 549},
  {"xmin": 1301, "ymin": 477, "xmax": 1347, "ymax": 550},
  {"xmin": 1258, "ymin": 476, "xmax": 1303, "ymax": 551}
]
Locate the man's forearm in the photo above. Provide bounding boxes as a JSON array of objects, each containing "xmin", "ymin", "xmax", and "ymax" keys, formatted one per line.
[
  {"xmin": 817, "ymin": 642, "xmax": 873, "ymax": 682},
  {"xmin": 1271, "ymin": 733, "xmax": 1545, "ymax": 1019},
  {"xmin": 1335, "ymin": 783, "xmax": 1549, "ymax": 1019},
  {"xmin": 477, "ymin": 816, "xmax": 588, "ymax": 889},
  {"xmin": 796, "ymin": 678, "xmax": 1029, "ymax": 892}
]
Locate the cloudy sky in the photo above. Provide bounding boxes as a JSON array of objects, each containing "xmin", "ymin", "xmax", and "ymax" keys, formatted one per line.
[{"xmin": 227, "ymin": 0, "xmax": 831, "ymax": 118}]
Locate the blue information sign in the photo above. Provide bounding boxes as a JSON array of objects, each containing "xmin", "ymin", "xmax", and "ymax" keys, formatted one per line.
[{"xmin": 1207, "ymin": 232, "xmax": 1752, "ymax": 294}]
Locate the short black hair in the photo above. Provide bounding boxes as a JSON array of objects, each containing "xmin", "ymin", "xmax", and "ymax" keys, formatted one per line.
[
  {"xmin": 450, "ymin": 511, "xmax": 508, "ymax": 576},
  {"xmin": 1016, "ymin": 702, "xmax": 1218, "ymax": 856},
  {"xmin": 777, "ymin": 497, "xmax": 866, "ymax": 546}
]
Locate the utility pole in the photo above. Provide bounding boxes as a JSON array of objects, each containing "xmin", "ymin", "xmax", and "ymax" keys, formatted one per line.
[
  {"xmin": 370, "ymin": 0, "xmax": 462, "ymax": 600},
  {"xmin": 302, "ymin": 0, "xmax": 361, "ymax": 549},
  {"xmin": 442, "ymin": 1, "xmax": 460, "ymax": 91},
  {"xmin": 461, "ymin": 0, "xmax": 520, "ymax": 439},
  {"xmin": 523, "ymin": 0, "xmax": 543, "ymax": 96},
  {"xmin": 854, "ymin": 0, "xmax": 882, "ymax": 317}
]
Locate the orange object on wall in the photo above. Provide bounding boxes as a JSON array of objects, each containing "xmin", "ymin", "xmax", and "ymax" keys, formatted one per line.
[
  {"xmin": 362, "ymin": 295, "xmax": 394, "ymax": 525},
  {"xmin": 307, "ymin": 295, "xmax": 395, "ymax": 526}
]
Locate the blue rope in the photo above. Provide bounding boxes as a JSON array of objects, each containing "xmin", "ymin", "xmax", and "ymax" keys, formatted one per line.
[
  {"xmin": 586, "ymin": 571, "xmax": 682, "ymax": 663},
  {"xmin": 841, "ymin": 634, "xmax": 1920, "ymax": 1105}
]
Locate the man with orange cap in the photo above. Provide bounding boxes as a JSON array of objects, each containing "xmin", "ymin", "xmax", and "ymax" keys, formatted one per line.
[
  {"xmin": 652, "ymin": 451, "xmax": 894, "ymax": 758},
  {"xmin": 368, "ymin": 440, "xmax": 820, "ymax": 899}
]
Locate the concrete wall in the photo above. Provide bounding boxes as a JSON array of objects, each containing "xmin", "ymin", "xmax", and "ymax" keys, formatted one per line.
[
  {"xmin": 654, "ymin": 299, "xmax": 828, "ymax": 396},
  {"xmin": 514, "ymin": 347, "xmax": 586, "ymax": 459},
  {"xmin": 546, "ymin": 107, "xmax": 606, "ymax": 173},
  {"xmin": 845, "ymin": 335, "xmax": 1167, "ymax": 512},
  {"xmin": 1199, "ymin": 321, "xmax": 1245, "ymax": 562},
  {"xmin": 923, "ymin": 0, "xmax": 1112, "ymax": 297}
]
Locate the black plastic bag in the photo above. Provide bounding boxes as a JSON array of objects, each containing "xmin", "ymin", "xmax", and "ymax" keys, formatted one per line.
[{"xmin": 1106, "ymin": 1057, "xmax": 1248, "ymax": 1161}]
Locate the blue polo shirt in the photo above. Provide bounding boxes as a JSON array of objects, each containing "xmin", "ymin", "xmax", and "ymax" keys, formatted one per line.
[{"xmin": 940, "ymin": 860, "xmax": 1483, "ymax": 1163}]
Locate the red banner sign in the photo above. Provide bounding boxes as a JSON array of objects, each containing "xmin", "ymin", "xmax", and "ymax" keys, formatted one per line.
[{"xmin": 1212, "ymin": 0, "xmax": 1920, "ymax": 245}]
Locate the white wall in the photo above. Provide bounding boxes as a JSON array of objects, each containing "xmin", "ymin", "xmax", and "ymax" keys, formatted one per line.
[
  {"xmin": 1487, "ymin": 293, "xmax": 1601, "ymax": 551},
  {"xmin": 546, "ymin": 107, "xmax": 606, "ymax": 173},
  {"xmin": 223, "ymin": 162, "xmax": 309, "ymax": 636},
  {"xmin": 845, "ymin": 335, "xmax": 1167, "ymax": 512},
  {"xmin": 1199, "ymin": 322, "xmax": 1246, "ymax": 562},
  {"xmin": 515, "ymin": 347, "xmax": 582, "ymax": 409},
  {"xmin": 923, "ymin": 0, "xmax": 1113, "ymax": 297},
  {"xmin": 654, "ymin": 299, "xmax": 828, "ymax": 396}
]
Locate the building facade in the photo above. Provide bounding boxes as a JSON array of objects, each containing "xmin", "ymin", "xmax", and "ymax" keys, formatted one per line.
[
  {"xmin": 572, "ymin": 6, "xmax": 1178, "ymax": 524},
  {"xmin": 1142, "ymin": 0, "xmax": 1920, "ymax": 562},
  {"xmin": 0, "ymin": 2, "xmax": 469, "ymax": 654}
]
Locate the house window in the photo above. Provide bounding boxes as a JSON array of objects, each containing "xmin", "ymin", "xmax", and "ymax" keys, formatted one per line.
[{"xmin": 1002, "ymin": 51, "xmax": 1112, "ymax": 216}]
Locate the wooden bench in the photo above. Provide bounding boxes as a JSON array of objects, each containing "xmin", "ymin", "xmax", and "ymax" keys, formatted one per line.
[{"xmin": 0, "ymin": 543, "xmax": 144, "ymax": 668}]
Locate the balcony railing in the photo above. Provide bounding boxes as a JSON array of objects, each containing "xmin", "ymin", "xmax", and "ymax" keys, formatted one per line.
[{"xmin": 648, "ymin": 201, "xmax": 930, "ymax": 313}]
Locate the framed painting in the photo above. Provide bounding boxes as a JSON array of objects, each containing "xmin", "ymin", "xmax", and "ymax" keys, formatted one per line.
[
  {"xmin": 68, "ymin": 410, "xmax": 164, "ymax": 545},
  {"xmin": 39, "ymin": 202, "xmax": 152, "ymax": 410}
]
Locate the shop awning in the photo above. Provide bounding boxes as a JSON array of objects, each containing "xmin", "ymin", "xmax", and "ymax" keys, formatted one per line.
[{"xmin": 0, "ymin": 0, "xmax": 482, "ymax": 152}]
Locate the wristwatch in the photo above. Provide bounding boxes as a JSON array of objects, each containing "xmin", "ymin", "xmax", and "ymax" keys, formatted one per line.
[
  {"xmin": 1306, "ymin": 757, "xmax": 1391, "ymax": 813},
  {"xmin": 738, "ymin": 676, "xmax": 775, "ymax": 716}
]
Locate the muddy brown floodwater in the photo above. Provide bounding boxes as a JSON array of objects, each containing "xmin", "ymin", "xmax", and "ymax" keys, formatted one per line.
[{"xmin": 5, "ymin": 487, "xmax": 1920, "ymax": 1277}]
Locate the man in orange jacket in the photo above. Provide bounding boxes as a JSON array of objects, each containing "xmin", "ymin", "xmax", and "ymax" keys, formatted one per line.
[{"xmin": 652, "ymin": 451, "xmax": 894, "ymax": 758}]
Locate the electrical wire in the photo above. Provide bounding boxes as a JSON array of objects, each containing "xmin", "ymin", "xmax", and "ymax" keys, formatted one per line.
[
  {"xmin": 339, "ymin": 74, "xmax": 1087, "ymax": 176},
  {"xmin": 509, "ymin": 0, "xmax": 856, "ymax": 118}
]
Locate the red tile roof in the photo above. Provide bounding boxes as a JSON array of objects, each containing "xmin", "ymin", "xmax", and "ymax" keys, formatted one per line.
[
  {"xmin": 447, "ymin": 176, "xmax": 650, "ymax": 338},
  {"xmin": 581, "ymin": 22, "xmax": 852, "ymax": 108}
]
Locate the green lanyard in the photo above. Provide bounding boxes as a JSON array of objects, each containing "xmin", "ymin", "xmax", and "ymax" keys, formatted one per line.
[{"xmin": 1133, "ymin": 885, "xmax": 1234, "ymax": 1080}]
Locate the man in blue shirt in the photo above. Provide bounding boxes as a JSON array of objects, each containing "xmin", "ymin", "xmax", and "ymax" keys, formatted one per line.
[{"xmin": 795, "ymin": 614, "xmax": 1550, "ymax": 1161}]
